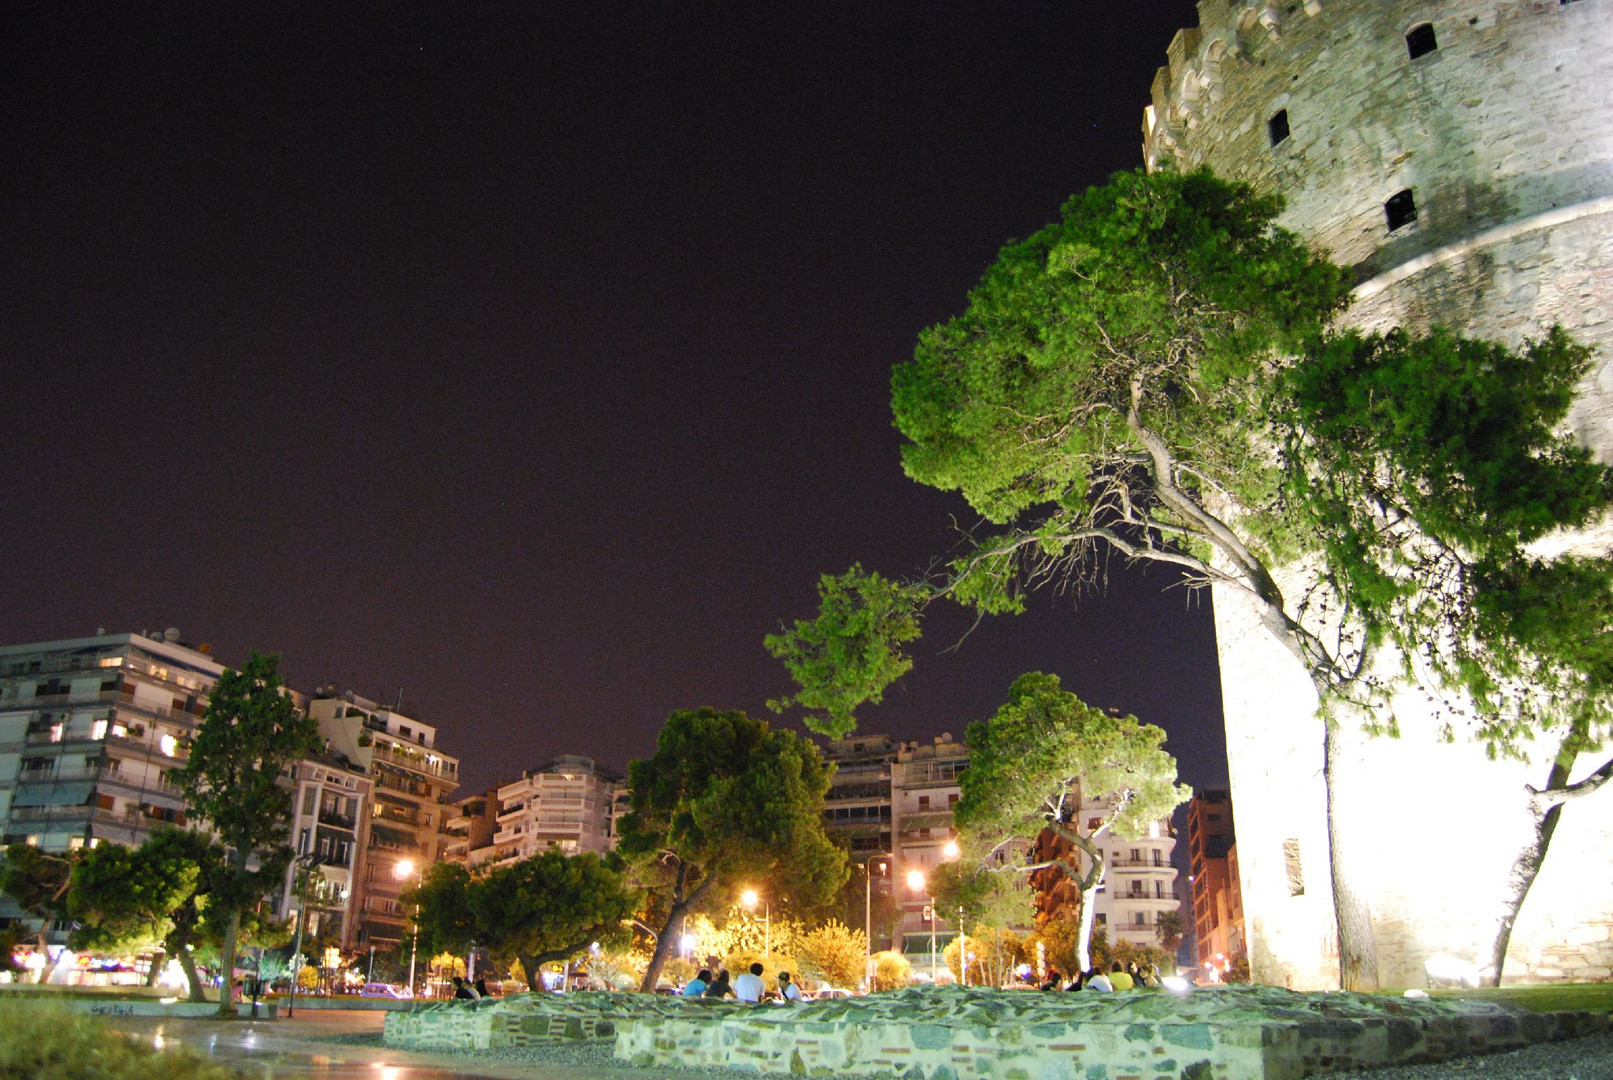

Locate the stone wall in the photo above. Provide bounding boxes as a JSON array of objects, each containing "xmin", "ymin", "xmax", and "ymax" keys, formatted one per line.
[{"xmin": 1143, "ymin": 0, "xmax": 1613, "ymax": 990}]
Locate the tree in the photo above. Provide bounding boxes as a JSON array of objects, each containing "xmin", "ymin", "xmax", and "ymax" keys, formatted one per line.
[
  {"xmin": 616, "ymin": 707, "xmax": 848, "ymax": 991},
  {"xmin": 461, "ymin": 850, "xmax": 640, "ymax": 986},
  {"xmin": 770, "ymin": 167, "xmax": 1608, "ymax": 989},
  {"xmin": 406, "ymin": 861, "xmax": 477, "ymax": 960},
  {"xmin": 794, "ymin": 920, "xmax": 867, "ymax": 990},
  {"xmin": 870, "ymin": 949, "xmax": 911, "ymax": 992},
  {"xmin": 950, "ymin": 672, "xmax": 1188, "ymax": 972},
  {"xmin": 0, "ymin": 844, "xmax": 74, "ymax": 984},
  {"xmin": 943, "ymin": 924, "xmax": 1027, "ymax": 987},
  {"xmin": 1274, "ymin": 326, "xmax": 1613, "ymax": 983},
  {"xmin": 1154, "ymin": 909, "xmax": 1184, "ymax": 959},
  {"xmin": 171, "ymin": 651, "xmax": 319, "ymax": 1015},
  {"xmin": 68, "ymin": 836, "xmax": 201, "ymax": 985}
]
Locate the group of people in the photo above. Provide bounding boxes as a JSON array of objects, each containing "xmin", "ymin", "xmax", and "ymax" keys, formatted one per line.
[
  {"xmin": 1040, "ymin": 960, "xmax": 1162, "ymax": 993},
  {"xmin": 682, "ymin": 963, "xmax": 804, "ymax": 1003},
  {"xmin": 451, "ymin": 975, "xmax": 493, "ymax": 1000}
]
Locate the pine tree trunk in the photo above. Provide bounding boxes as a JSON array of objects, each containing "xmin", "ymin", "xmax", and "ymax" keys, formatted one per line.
[
  {"xmin": 1075, "ymin": 883, "xmax": 1099, "ymax": 974},
  {"xmin": 144, "ymin": 950, "xmax": 165, "ymax": 987},
  {"xmin": 1484, "ymin": 795, "xmax": 1561, "ymax": 987},
  {"xmin": 1324, "ymin": 721, "xmax": 1378, "ymax": 991},
  {"xmin": 638, "ymin": 905, "xmax": 685, "ymax": 993}
]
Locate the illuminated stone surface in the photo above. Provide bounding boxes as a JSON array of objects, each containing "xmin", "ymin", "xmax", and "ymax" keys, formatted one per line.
[
  {"xmin": 1143, "ymin": 0, "xmax": 1613, "ymax": 991},
  {"xmin": 381, "ymin": 987, "xmax": 1608, "ymax": 1079}
]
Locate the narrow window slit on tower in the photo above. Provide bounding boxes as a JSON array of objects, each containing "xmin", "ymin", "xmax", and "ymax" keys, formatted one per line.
[
  {"xmin": 1268, "ymin": 108, "xmax": 1290, "ymax": 146},
  {"xmin": 1405, "ymin": 23, "xmax": 1437, "ymax": 59},
  {"xmin": 1385, "ymin": 189, "xmax": 1418, "ymax": 231}
]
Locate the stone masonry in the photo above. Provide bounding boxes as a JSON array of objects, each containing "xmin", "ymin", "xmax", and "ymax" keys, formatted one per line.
[{"xmin": 1142, "ymin": 0, "xmax": 1613, "ymax": 990}]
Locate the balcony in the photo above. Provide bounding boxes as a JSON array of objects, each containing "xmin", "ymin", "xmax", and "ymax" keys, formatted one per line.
[
  {"xmin": 370, "ymin": 740, "xmax": 458, "ymax": 781},
  {"xmin": 318, "ymin": 807, "xmax": 358, "ymax": 829}
]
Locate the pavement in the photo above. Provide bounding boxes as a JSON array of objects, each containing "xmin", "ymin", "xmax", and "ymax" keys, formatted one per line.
[{"xmin": 101, "ymin": 1009, "xmax": 633, "ymax": 1080}]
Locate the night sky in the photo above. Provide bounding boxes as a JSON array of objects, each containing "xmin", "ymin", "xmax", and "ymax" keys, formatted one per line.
[{"xmin": 1, "ymin": 2, "xmax": 1228, "ymax": 799}]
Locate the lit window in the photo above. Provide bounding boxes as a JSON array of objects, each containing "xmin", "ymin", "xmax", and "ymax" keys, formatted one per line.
[
  {"xmin": 69, "ymin": 837, "xmax": 85, "ymax": 850},
  {"xmin": 49, "ymin": 722, "xmax": 64, "ymax": 743},
  {"xmin": 91, "ymin": 719, "xmax": 108, "ymax": 740},
  {"xmin": 160, "ymin": 733, "xmax": 179, "ymax": 757}
]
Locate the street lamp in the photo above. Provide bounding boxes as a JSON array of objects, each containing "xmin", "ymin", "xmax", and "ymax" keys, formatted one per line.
[
  {"xmin": 863, "ymin": 854, "xmax": 893, "ymax": 991},
  {"xmin": 906, "ymin": 869, "xmax": 937, "ymax": 984},
  {"xmin": 942, "ymin": 839, "xmax": 962, "ymax": 986},
  {"xmin": 394, "ymin": 859, "xmax": 423, "ymax": 995},
  {"xmin": 740, "ymin": 888, "xmax": 771, "ymax": 958}
]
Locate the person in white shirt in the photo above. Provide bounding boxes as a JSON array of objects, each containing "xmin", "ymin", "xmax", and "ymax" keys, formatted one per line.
[
  {"xmin": 777, "ymin": 971, "xmax": 803, "ymax": 1002},
  {"xmin": 1084, "ymin": 968, "xmax": 1114, "ymax": 993},
  {"xmin": 734, "ymin": 962, "xmax": 767, "ymax": 1003}
]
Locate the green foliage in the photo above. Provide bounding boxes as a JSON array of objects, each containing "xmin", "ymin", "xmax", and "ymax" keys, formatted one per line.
[
  {"xmin": 617, "ymin": 707, "xmax": 848, "ymax": 990},
  {"xmin": 794, "ymin": 919, "xmax": 868, "ymax": 989},
  {"xmin": 67, "ymin": 839, "xmax": 200, "ymax": 956},
  {"xmin": 406, "ymin": 861, "xmax": 476, "ymax": 958},
  {"xmin": 457, "ymin": 850, "xmax": 639, "ymax": 979},
  {"xmin": 172, "ymin": 651, "xmax": 319, "ymax": 1012},
  {"xmin": 0, "ymin": 844, "xmax": 74, "ymax": 927},
  {"xmin": 956, "ymin": 672, "xmax": 1190, "ymax": 848},
  {"xmin": 1275, "ymin": 325, "xmax": 1613, "ymax": 752},
  {"xmin": 0, "ymin": 1002, "xmax": 239, "ymax": 1080},
  {"xmin": 1153, "ymin": 909, "xmax": 1185, "ymax": 955},
  {"xmin": 928, "ymin": 858, "xmax": 1035, "ymax": 931},
  {"xmin": 870, "ymin": 949, "xmax": 911, "ymax": 992},
  {"xmin": 945, "ymin": 924, "xmax": 1029, "ymax": 987},
  {"xmin": 765, "ymin": 566, "xmax": 930, "ymax": 738}
]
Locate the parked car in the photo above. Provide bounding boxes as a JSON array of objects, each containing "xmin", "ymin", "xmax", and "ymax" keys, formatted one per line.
[
  {"xmin": 360, "ymin": 982, "xmax": 413, "ymax": 998},
  {"xmin": 808, "ymin": 987, "xmax": 856, "ymax": 1001}
]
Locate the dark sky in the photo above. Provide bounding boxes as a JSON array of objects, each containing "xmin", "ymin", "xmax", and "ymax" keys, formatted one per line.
[{"xmin": 1, "ymin": 1, "xmax": 1227, "ymax": 798}]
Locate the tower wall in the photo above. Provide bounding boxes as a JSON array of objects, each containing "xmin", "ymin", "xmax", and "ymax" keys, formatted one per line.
[{"xmin": 1145, "ymin": 0, "xmax": 1613, "ymax": 988}]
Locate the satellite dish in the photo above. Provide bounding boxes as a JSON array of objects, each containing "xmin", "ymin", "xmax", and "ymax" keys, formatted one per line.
[{"xmin": 164, "ymin": 627, "xmax": 182, "ymax": 642}]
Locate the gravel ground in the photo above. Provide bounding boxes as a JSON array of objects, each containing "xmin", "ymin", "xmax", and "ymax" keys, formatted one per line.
[{"xmin": 349, "ymin": 1027, "xmax": 1613, "ymax": 1080}]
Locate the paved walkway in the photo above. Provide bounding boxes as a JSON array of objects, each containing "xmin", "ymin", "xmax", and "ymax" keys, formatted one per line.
[{"xmin": 102, "ymin": 1010, "xmax": 638, "ymax": 1080}]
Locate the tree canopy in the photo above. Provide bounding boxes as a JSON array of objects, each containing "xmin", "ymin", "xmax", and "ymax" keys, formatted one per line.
[
  {"xmin": 172, "ymin": 650, "xmax": 318, "ymax": 1013},
  {"xmin": 616, "ymin": 707, "xmax": 847, "ymax": 991},
  {"xmin": 769, "ymin": 164, "xmax": 1612, "ymax": 989},
  {"xmin": 953, "ymin": 672, "xmax": 1188, "ymax": 971}
]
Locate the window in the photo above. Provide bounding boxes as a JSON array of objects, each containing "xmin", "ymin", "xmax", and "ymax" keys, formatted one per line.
[
  {"xmin": 1087, "ymin": 817, "xmax": 1103, "ymax": 830},
  {"xmin": 948, "ymin": 793, "xmax": 959, "ymax": 807},
  {"xmin": 1268, "ymin": 108, "xmax": 1290, "ymax": 146},
  {"xmin": 1134, "ymin": 912, "xmax": 1148, "ymax": 926},
  {"xmin": 302, "ymin": 787, "xmax": 317, "ymax": 816},
  {"xmin": 1385, "ymin": 189, "xmax": 1418, "ymax": 231},
  {"xmin": 90, "ymin": 719, "xmax": 108, "ymax": 740},
  {"xmin": 1405, "ymin": 23, "xmax": 1437, "ymax": 59},
  {"xmin": 918, "ymin": 795, "xmax": 930, "ymax": 810}
]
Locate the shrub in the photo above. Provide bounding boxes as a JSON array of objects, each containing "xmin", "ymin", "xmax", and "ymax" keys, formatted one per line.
[
  {"xmin": 870, "ymin": 950, "xmax": 911, "ymax": 992},
  {"xmin": 0, "ymin": 1002, "xmax": 240, "ymax": 1080}
]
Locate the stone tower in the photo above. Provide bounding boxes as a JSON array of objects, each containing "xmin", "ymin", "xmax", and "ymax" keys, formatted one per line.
[{"xmin": 1143, "ymin": 0, "xmax": 1613, "ymax": 988}]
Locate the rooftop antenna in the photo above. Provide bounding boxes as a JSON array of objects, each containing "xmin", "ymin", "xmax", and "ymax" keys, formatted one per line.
[{"xmin": 395, "ymin": 687, "xmax": 404, "ymax": 712}]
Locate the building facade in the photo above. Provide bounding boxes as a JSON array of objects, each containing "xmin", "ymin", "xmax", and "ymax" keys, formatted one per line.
[
  {"xmin": 310, "ymin": 691, "xmax": 460, "ymax": 950},
  {"xmin": 1187, "ymin": 790, "xmax": 1244, "ymax": 969},
  {"xmin": 484, "ymin": 755, "xmax": 622, "ymax": 867},
  {"xmin": 274, "ymin": 755, "xmax": 374, "ymax": 952},
  {"xmin": 1143, "ymin": 0, "xmax": 1613, "ymax": 987},
  {"xmin": 0, "ymin": 631, "xmax": 221, "ymax": 855}
]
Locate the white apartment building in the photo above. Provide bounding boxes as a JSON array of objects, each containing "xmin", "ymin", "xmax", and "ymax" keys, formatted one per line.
[
  {"xmin": 274, "ymin": 755, "xmax": 374, "ymax": 952},
  {"xmin": 485, "ymin": 755, "xmax": 621, "ymax": 867},
  {"xmin": 310, "ymin": 690, "xmax": 459, "ymax": 951},
  {"xmin": 0, "ymin": 631, "xmax": 222, "ymax": 855},
  {"xmin": 1080, "ymin": 793, "xmax": 1180, "ymax": 950}
]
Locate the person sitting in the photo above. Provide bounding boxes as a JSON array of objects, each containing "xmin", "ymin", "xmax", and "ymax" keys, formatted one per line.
[
  {"xmin": 683, "ymin": 969, "xmax": 712, "ymax": 997},
  {"xmin": 1040, "ymin": 970, "xmax": 1063, "ymax": 991},
  {"xmin": 1084, "ymin": 968, "xmax": 1114, "ymax": 992},
  {"xmin": 1065, "ymin": 970, "xmax": 1085, "ymax": 991},
  {"xmin": 474, "ymin": 977, "xmax": 491, "ymax": 998},
  {"xmin": 1108, "ymin": 962, "xmax": 1134, "ymax": 991},
  {"xmin": 777, "ymin": 971, "xmax": 803, "ymax": 1002},
  {"xmin": 734, "ymin": 962, "xmax": 766, "ymax": 1003},
  {"xmin": 451, "ymin": 976, "xmax": 478, "ymax": 1000},
  {"xmin": 703, "ymin": 969, "xmax": 733, "ymax": 998}
]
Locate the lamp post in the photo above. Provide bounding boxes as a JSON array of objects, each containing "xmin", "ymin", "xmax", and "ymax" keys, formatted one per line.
[
  {"xmin": 740, "ymin": 888, "xmax": 770, "ymax": 958},
  {"xmin": 942, "ymin": 840, "xmax": 962, "ymax": 987},
  {"xmin": 285, "ymin": 850, "xmax": 318, "ymax": 1017},
  {"xmin": 393, "ymin": 859, "xmax": 423, "ymax": 995},
  {"xmin": 906, "ymin": 869, "xmax": 937, "ymax": 984},
  {"xmin": 863, "ymin": 854, "xmax": 893, "ymax": 991}
]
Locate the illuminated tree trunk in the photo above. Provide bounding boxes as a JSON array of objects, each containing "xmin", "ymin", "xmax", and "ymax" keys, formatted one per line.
[
  {"xmin": 1323, "ymin": 721, "xmax": 1378, "ymax": 991},
  {"xmin": 1485, "ymin": 744, "xmax": 1613, "ymax": 986}
]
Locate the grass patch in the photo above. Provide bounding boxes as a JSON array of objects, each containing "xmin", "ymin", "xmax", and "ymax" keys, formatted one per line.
[
  {"xmin": 0, "ymin": 1000, "xmax": 242, "ymax": 1079},
  {"xmin": 1430, "ymin": 984, "xmax": 1613, "ymax": 1015}
]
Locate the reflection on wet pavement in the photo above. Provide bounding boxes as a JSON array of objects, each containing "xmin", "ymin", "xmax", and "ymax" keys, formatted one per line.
[{"xmin": 103, "ymin": 1013, "xmax": 519, "ymax": 1080}]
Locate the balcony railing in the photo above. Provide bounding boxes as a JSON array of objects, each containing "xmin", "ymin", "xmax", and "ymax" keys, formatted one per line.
[{"xmin": 370, "ymin": 740, "xmax": 458, "ymax": 781}]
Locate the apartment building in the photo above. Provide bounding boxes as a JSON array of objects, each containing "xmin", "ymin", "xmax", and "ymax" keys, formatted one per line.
[
  {"xmin": 1187, "ymin": 789, "xmax": 1244, "ymax": 967},
  {"xmin": 443, "ymin": 788, "xmax": 500, "ymax": 868},
  {"xmin": 1085, "ymin": 791, "xmax": 1179, "ymax": 949},
  {"xmin": 0, "ymin": 631, "xmax": 222, "ymax": 854},
  {"xmin": 484, "ymin": 755, "xmax": 621, "ymax": 867},
  {"xmin": 310, "ymin": 690, "xmax": 459, "ymax": 950},
  {"xmin": 274, "ymin": 755, "xmax": 374, "ymax": 952}
]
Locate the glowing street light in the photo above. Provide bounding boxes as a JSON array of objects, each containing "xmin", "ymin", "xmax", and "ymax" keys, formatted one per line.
[
  {"xmin": 906, "ymin": 869, "xmax": 938, "ymax": 982},
  {"xmin": 740, "ymin": 888, "xmax": 771, "ymax": 957},
  {"xmin": 394, "ymin": 859, "xmax": 424, "ymax": 994},
  {"xmin": 862, "ymin": 854, "xmax": 893, "ymax": 991}
]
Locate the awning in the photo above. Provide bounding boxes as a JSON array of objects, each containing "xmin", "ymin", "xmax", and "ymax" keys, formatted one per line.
[
  {"xmin": 11, "ymin": 781, "xmax": 96, "ymax": 807},
  {"xmin": 901, "ymin": 933, "xmax": 957, "ymax": 956}
]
